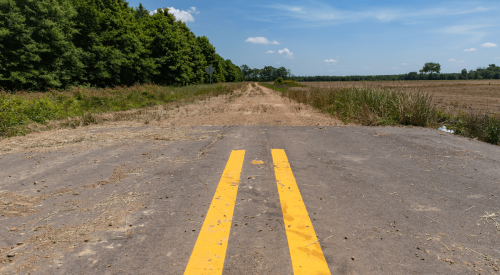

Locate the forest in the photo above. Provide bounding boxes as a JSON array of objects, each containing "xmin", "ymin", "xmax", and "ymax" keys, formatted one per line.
[{"xmin": 0, "ymin": 0, "xmax": 243, "ymax": 91}]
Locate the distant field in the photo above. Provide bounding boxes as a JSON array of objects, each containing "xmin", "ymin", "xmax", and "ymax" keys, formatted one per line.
[{"xmin": 296, "ymin": 80, "xmax": 500, "ymax": 114}]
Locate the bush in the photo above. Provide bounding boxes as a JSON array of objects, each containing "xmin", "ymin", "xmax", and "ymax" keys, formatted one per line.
[{"xmin": 274, "ymin": 77, "xmax": 284, "ymax": 85}]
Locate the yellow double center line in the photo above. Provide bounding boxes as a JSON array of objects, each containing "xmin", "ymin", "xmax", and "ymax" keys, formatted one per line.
[
  {"xmin": 184, "ymin": 150, "xmax": 245, "ymax": 275},
  {"xmin": 272, "ymin": 149, "xmax": 331, "ymax": 275},
  {"xmin": 185, "ymin": 149, "xmax": 331, "ymax": 274}
]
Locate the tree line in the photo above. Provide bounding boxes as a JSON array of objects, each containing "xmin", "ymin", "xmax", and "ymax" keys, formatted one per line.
[
  {"xmin": 0, "ymin": 0, "xmax": 243, "ymax": 91},
  {"xmin": 239, "ymin": 65, "xmax": 292, "ymax": 81},
  {"xmin": 290, "ymin": 64, "xmax": 500, "ymax": 82}
]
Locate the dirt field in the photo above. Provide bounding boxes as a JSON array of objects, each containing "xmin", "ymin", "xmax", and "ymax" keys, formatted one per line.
[{"xmin": 296, "ymin": 80, "xmax": 500, "ymax": 114}]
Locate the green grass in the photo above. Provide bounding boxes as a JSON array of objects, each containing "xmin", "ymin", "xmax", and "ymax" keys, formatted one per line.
[
  {"xmin": 0, "ymin": 82, "xmax": 246, "ymax": 137},
  {"xmin": 262, "ymin": 83, "xmax": 500, "ymax": 146},
  {"xmin": 447, "ymin": 111, "xmax": 500, "ymax": 145}
]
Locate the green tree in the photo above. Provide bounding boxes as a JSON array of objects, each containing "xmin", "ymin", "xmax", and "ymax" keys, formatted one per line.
[
  {"xmin": 240, "ymin": 64, "xmax": 251, "ymax": 80},
  {"xmin": 461, "ymin": 68, "xmax": 468, "ymax": 79},
  {"xmin": 141, "ymin": 9, "xmax": 206, "ymax": 85},
  {"xmin": 133, "ymin": 3, "xmax": 149, "ymax": 20},
  {"xmin": 0, "ymin": 0, "xmax": 84, "ymax": 90},
  {"xmin": 72, "ymin": 0, "xmax": 156, "ymax": 87},
  {"xmin": 261, "ymin": 66, "xmax": 276, "ymax": 81},
  {"xmin": 419, "ymin": 62, "xmax": 441, "ymax": 75}
]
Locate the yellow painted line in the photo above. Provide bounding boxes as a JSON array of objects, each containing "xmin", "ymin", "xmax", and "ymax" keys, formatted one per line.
[
  {"xmin": 272, "ymin": 149, "xmax": 331, "ymax": 275},
  {"xmin": 184, "ymin": 150, "xmax": 245, "ymax": 275}
]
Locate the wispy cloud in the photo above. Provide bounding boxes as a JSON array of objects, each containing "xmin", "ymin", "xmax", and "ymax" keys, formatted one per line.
[
  {"xmin": 278, "ymin": 48, "xmax": 294, "ymax": 58},
  {"xmin": 246, "ymin": 37, "xmax": 280, "ymax": 45},
  {"xmin": 324, "ymin": 59, "xmax": 338, "ymax": 64},
  {"xmin": 448, "ymin": 59, "xmax": 456, "ymax": 61},
  {"xmin": 188, "ymin": 7, "xmax": 200, "ymax": 15},
  {"xmin": 482, "ymin": 42, "xmax": 497, "ymax": 47},
  {"xmin": 464, "ymin": 48, "xmax": 477, "ymax": 51},
  {"xmin": 437, "ymin": 24, "xmax": 490, "ymax": 42},
  {"xmin": 495, "ymin": 57, "xmax": 500, "ymax": 59},
  {"xmin": 391, "ymin": 67, "xmax": 399, "ymax": 70},
  {"xmin": 402, "ymin": 63, "xmax": 408, "ymax": 65},
  {"xmin": 265, "ymin": 50, "xmax": 275, "ymax": 54},
  {"xmin": 265, "ymin": 3, "xmax": 493, "ymax": 25}
]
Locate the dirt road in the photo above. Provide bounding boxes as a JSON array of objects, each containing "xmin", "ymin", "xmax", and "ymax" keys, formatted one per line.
[{"xmin": 1, "ymin": 84, "xmax": 500, "ymax": 274}]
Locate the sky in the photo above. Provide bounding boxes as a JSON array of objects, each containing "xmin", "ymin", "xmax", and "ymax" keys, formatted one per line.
[{"xmin": 128, "ymin": 0, "xmax": 500, "ymax": 76}]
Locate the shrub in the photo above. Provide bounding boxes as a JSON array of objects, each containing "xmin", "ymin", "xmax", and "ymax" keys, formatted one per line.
[{"xmin": 274, "ymin": 77, "xmax": 284, "ymax": 85}]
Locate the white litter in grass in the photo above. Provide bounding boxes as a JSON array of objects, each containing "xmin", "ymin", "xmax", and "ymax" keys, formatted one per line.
[{"xmin": 438, "ymin": 126, "xmax": 454, "ymax": 134}]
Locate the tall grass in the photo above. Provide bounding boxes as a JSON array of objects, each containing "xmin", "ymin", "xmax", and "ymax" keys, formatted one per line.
[
  {"xmin": 0, "ymin": 83, "xmax": 246, "ymax": 137},
  {"xmin": 448, "ymin": 111, "xmax": 500, "ymax": 145},
  {"xmin": 272, "ymin": 85, "xmax": 437, "ymax": 126},
  {"xmin": 263, "ymin": 83, "xmax": 500, "ymax": 146}
]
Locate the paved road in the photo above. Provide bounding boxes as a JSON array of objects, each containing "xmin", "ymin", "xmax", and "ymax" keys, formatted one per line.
[{"xmin": 1, "ymin": 124, "xmax": 500, "ymax": 275}]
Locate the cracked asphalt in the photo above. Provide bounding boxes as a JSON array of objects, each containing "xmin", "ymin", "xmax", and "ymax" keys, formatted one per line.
[{"xmin": 1, "ymin": 84, "xmax": 500, "ymax": 274}]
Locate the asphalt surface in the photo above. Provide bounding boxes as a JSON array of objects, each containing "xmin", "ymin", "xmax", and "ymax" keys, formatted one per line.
[{"xmin": 1, "ymin": 125, "xmax": 500, "ymax": 274}]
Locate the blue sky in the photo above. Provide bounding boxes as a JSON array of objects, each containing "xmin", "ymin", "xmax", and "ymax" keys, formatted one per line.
[{"xmin": 129, "ymin": 0, "xmax": 499, "ymax": 76}]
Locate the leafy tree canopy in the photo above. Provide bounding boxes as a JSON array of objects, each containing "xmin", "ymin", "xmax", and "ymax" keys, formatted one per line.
[
  {"xmin": 0, "ymin": 1, "xmax": 242, "ymax": 91},
  {"xmin": 419, "ymin": 62, "xmax": 441, "ymax": 74}
]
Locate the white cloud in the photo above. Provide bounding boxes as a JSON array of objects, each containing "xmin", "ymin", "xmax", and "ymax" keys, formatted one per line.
[
  {"xmin": 495, "ymin": 57, "xmax": 500, "ymax": 59},
  {"xmin": 448, "ymin": 59, "xmax": 456, "ymax": 61},
  {"xmin": 152, "ymin": 7, "xmax": 199, "ymax": 22},
  {"xmin": 265, "ymin": 50, "xmax": 275, "ymax": 54},
  {"xmin": 464, "ymin": 48, "xmax": 477, "ymax": 51},
  {"xmin": 245, "ymin": 37, "xmax": 280, "ymax": 45},
  {"xmin": 391, "ymin": 67, "xmax": 399, "ymax": 70},
  {"xmin": 324, "ymin": 59, "xmax": 338, "ymax": 65},
  {"xmin": 278, "ymin": 48, "xmax": 294, "ymax": 58},
  {"xmin": 482, "ymin": 42, "xmax": 497, "ymax": 47},
  {"xmin": 402, "ymin": 63, "xmax": 408, "ymax": 65}
]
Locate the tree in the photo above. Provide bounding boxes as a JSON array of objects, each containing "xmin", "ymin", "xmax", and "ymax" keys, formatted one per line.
[
  {"xmin": 261, "ymin": 66, "xmax": 276, "ymax": 81},
  {"xmin": 406, "ymin": 72, "xmax": 418, "ymax": 80},
  {"xmin": 72, "ymin": 0, "xmax": 156, "ymax": 87},
  {"xmin": 134, "ymin": 3, "xmax": 149, "ymax": 20},
  {"xmin": 461, "ymin": 69, "xmax": 468, "ymax": 79},
  {"xmin": 140, "ymin": 8, "xmax": 206, "ymax": 85},
  {"xmin": 240, "ymin": 64, "xmax": 251, "ymax": 80},
  {"xmin": 0, "ymin": 0, "xmax": 84, "ymax": 90},
  {"xmin": 419, "ymin": 62, "xmax": 441, "ymax": 75}
]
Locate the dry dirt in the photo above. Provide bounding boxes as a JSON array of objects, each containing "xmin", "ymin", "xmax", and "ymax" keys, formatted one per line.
[
  {"xmin": 163, "ymin": 83, "xmax": 344, "ymax": 127},
  {"xmin": 295, "ymin": 80, "xmax": 500, "ymax": 114}
]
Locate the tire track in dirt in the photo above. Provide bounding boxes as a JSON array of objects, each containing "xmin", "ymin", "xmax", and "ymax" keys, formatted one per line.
[{"xmin": 166, "ymin": 83, "xmax": 345, "ymax": 127}]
